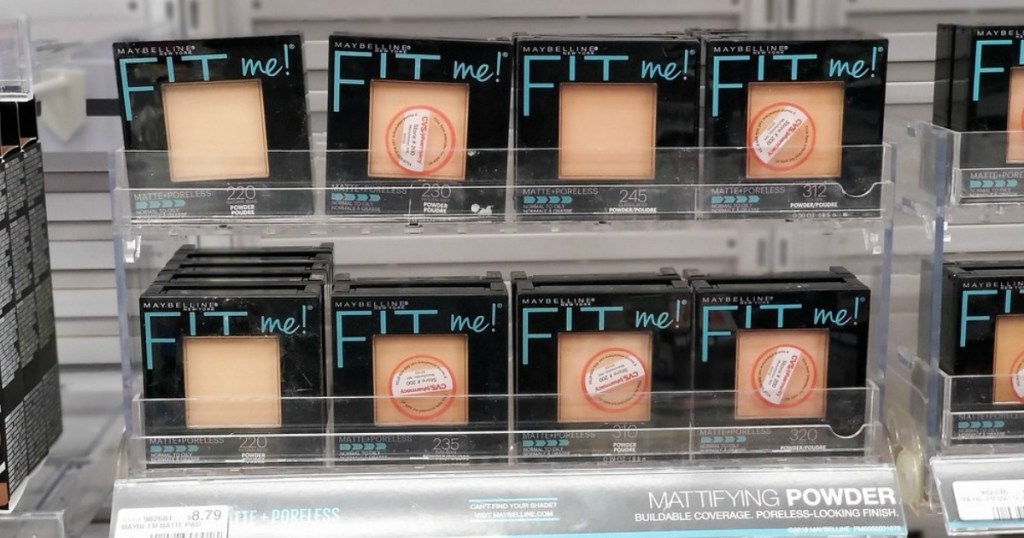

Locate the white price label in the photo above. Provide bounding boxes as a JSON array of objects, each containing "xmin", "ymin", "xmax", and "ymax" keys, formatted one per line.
[
  {"xmin": 953, "ymin": 480, "xmax": 1024, "ymax": 521},
  {"xmin": 114, "ymin": 506, "xmax": 230, "ymax": 538},
  {"xmin": 585, "ymin": 355, "xmax": 646, "ymax": 396},
  {"xmin": 759, "ymin": 346, "xmax": 801, "ymax": 405},
  {"xmin": 752, "ymin": 105, "xmax": 809, "ymax": 165}
]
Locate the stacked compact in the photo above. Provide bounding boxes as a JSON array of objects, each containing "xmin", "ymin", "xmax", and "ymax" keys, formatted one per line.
[
  {"xmin": 0, "ymin": 98, "xmax": 62, "ymax": 508},
  {"xmin": 112, "ymin": 29, "xmax": 890, "ymax": 221},
  {"xmin": 139, "ymin": 249, "xmax": 873, "ymax": 465}
]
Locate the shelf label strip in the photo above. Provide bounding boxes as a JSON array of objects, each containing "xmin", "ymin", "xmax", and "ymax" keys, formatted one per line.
[{"xmin": 111, "ymin": 466, "xmax": 905, "ymax": 537}]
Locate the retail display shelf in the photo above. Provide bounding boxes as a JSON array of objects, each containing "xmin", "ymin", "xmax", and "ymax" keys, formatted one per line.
[{"xmin": 888, "ymin": 122, "xmax": 1024, "ymax": 534}]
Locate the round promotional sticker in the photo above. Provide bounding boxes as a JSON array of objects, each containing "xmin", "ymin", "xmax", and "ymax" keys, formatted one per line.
[
  {"xmin": 385, "ymin": 105, "xmax": 456, "ymax": 175},
  {"xmin": 1011, "ymin": 351, "xmax": 1024, "ymax": 402},
  {"xmin": 581, "ymin": 347, "xmax": 648, "ymax": 413},
  {"xmin": 751, "ymin": 344, "xmax": 818, "ymax": 408},
  {"xmin": 389, "ymin": 354, "xmax": 457, "ymax": 421},
  {"xmin": 748, "ymin": 102, "xmax": 816, "ymax": 171}
]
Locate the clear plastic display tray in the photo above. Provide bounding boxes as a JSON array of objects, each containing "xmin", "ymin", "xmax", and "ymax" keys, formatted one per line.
[
  {"xmin": 109, "ymin": 144, "xmax": 902, "ymax": 537},
  {"xmin": 890, "ymin": 121, "xmax": 1024, "ymax": 534}
]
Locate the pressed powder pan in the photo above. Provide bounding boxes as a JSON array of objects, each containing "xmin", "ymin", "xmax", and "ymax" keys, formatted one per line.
[
  {"xmin": 745, "ymin": 81, "xmax": 844, "ymax": 180},
  {"xmin": 734, "ymin": 328, "xmax": 829, "ymax": 419},
  {"xmin": 558, "ymin": 83, "xmax": 657, "ymax": 180},
  {"xmin": 183, "ymin": 336, "xmax": 282, "ymax": 428},
  {"xmin": 372, "ymin": 333, "xmax": 469, "ymax": 426},
  {"xmin": 994, "ymin": 315, "xmax": 1024, "ymax": 404},
  {"xmin": 1007, "ymin": 68, "xmax": 1024, "ymax": 164},
  {"xmin": 162, "ymin": 79, "xmax": 269, "ymax": 183},
  {"xmin": 368, "ymin": 79, "xmax": 469, "ymax": 180},
  {"xmin": 557, "ymin": 331, "xmax": 652, "ymax": 423}
]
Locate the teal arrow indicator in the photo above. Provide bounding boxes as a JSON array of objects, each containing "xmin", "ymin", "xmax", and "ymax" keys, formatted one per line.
[
  {"xmin": 982, "ymin": 421, "xmax": 993, "ymax": 428},
  {"xmin": 711, "ymin": 196, "xmax": 724, "ymax": 204},
  {"xmin": 331, "ymin": 193, "xmax": 343, "ymax": 201},
  {"xmin": 369, "ymin": 194, "xmax": 381, "ymax": 202},
  {"xmin": 736, "ymin": 435, "xmax": 747, "ymax": 442},
  {"xmin": 560, "ymin": 196, "xmax": 572, "ymax": 203},
  {"xmin": 713, "ymin": 436, "xmax": 724, "ymax": 443},
  {"xmin": 187, "ymin": 445, "xmax": 199, "ymax": 453},
  {"xmin": 135, "ymin": 201, "xmax": 147, "ymax": 210},
  {"xmin": 736, "ymin": 196, "xmax": 748, "ymax": 203},
  {"xmin": 725, "ymin": 436, "xmax": 736, "ymax": 443},
  {"xmin": 150, "ymin": 445, "xmax": 160, "ymax": 453},
  {"xmin": 1010, "ymin": 180, "xmax": 1019, "ymax": 188},
  {"xmin": 524, "ymin": 196, "xmax": 536, "ymax": 204},
  {"xmin": 982, "ymin": 180, "xmax": 994, "ymax": 188},
  {"xmin": 339, "ymin": 443, "xmax": 351, "ymax": 451},
  {"xmin": 537, "ymin": 196, "xmax": 550, "ymax": 204},
  {"xmin": 970, "ymin": 421, "xmax": 982, "ymax": 428},
  {"xmin": 558, "ymin": 439, "xmax": 569, "ymax": 447},
  {"xmin": 175, "ymin": 445, "xmax": 187, "ymax": 452},
  {"xmin": 995, "ymin": 180, "xmax": 1007, "ymax": 188},
  {"xmin": 523, "ymin": 439, "xmax": 535, "ymax": 448},
  {"xmin": 700, "ymin": 436, "xmax": 711, "ymax": 444},
  {"xmin": 958, "ymin": 421, "xmax": 969, "ymax": 429},
  {"xmin": 344, "ymin": 193, "xmax": 356, "ymax": 201},
  {"xmin": 162, "ymin": 200, "xmax": 175, "ymax": 209},
  {"xmin": 356, "ymin": 194, "xmax": 369, "ymax": 202},
  {"xmin": 375, "ymin": 443, "xmax": 386, "ymax": 450},
  {"xmin": 748, "ymin": 195, "xmax": 760, "ymax": 203},
  {"xmin": 353, "ymin": 443, "xmax": 364, "ymax": 450},
  {"xmin": 995, "ymin": 420, "xmax": 1006, "ymax": 428},
  {"xmin": 174, "ymin": 199, "xmax": 185, "ymax": 207},
  {"xmin": 970, "ymin": 180, "xmax": 982, "ymax": 189},
  {"xmin": 723, "ymin": 196, "xmax": 736, "ymax": 204}
]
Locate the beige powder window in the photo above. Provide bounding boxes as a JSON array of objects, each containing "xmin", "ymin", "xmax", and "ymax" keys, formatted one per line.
[
  {"xmin": 734, "ymin": 328, "xmax": 828, "ymax": 420},
  {"xmin": 558, "ymin": 83, "xmax": 657, "ymax": 180},
  {"xmin": 1006, "ymin": 68, "xmax": 1024, "ymax": 163},
  {"xmin": 557, "ymin": 331, "xmax": 652, "ymax": 423},
  {"xmin": 993, "ymin": 315, "xmax": 1024, "ymax": 404},
  {"xmin": 183, "ymin": 336, "xmax": 282, "ymax": 429},
  {"xmin": 746, "ymin": 81, "xmax": 844, "ymax": 180},
  {"xmin": 162, "ymin": 79, "xmax": 270, "ymax": 183},
  {"xmin": 372, "ymin": 334, "xmax": 469, "ymax": 426},
  {"xmin": 368, "ymin": 80, "xmax": 469, "ymax": 180}
]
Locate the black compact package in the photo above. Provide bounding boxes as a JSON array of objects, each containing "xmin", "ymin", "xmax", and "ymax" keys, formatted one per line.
[
  {"xmin": 325, "ymin": 34, "xmax": 511, "ymax": 218},
  {"xmin": 139, "ymin": 280, "xmax": 326, "ymax": 465},
  {"xmin": 701, "ymin": 30, "xmax": 888, "ymax": 217},
  {"xmin": 167, "ymin": 243, "xmax": 334, "ymax": 279},
  {"xmin": 513, "ymin": 35, "xmax": 700, "ymax": 219},
  {"xmin": 940, "ymin": 261, "xmax": 1024, "ymax": 443},
  {"xmin": 113, "ymin": 35, "xmax": 312, "ymax": 218},
  {"xmin": 513, "ymin": 269, "xmax": 691, "ymax": 462},
  {"xmin": 155, "ymin": 267, "xmax": 327, "ymax": 284},
  {"xmin": 688, "ymin": 267, "xmax": 870, "ymax": 455},
  {"xmin": 332, "ymin": 273, "xmax": 509, "ymax": 462},
  {"xmin": 933, "ymin": 25, "xmax": 1024, "ymax": 202}
]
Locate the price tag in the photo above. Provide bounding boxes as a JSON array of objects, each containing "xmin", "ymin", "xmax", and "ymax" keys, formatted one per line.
[
  {"xmin": 953, "ymin": 480, "xmax": 1024, "ymax": 522},
  {"xmin": 114, "ymin": 505, "xmax": 230, "ymax": 538}
]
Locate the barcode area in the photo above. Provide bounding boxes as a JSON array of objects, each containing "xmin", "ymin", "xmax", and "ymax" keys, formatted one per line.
[
  {"xmin": 991, "ymin": 505, "xmax": 1024, "ymax": 520},
  {"xmin": 148, "ymin": 528, "xmax": 224, "ymax": 532}
]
